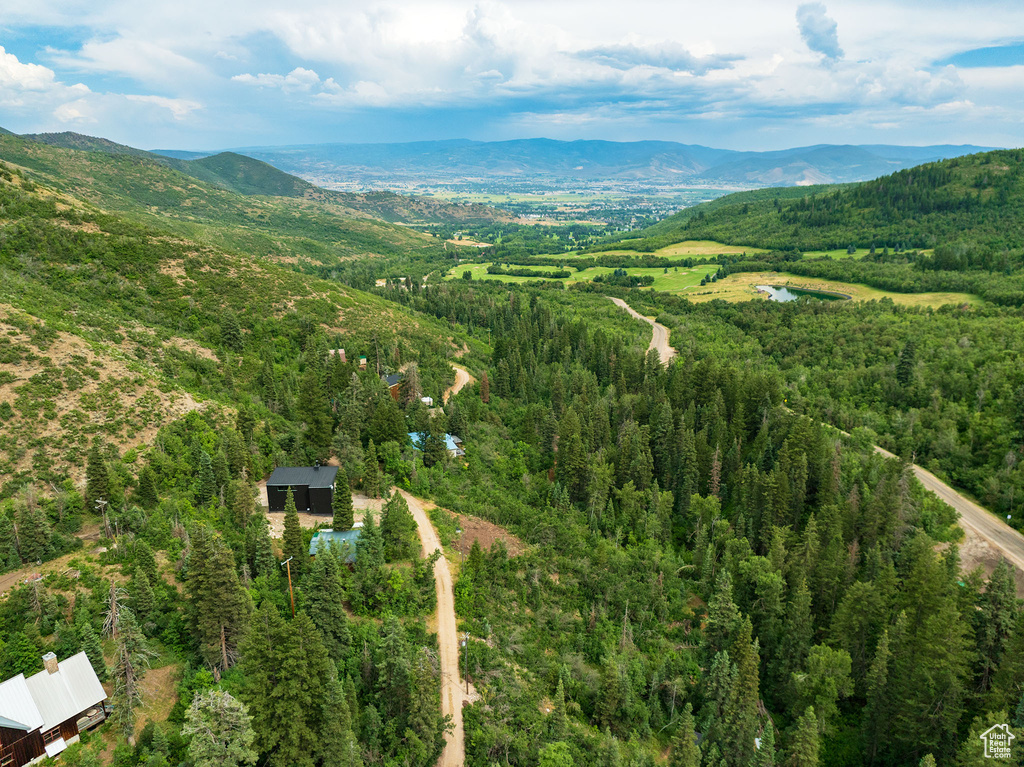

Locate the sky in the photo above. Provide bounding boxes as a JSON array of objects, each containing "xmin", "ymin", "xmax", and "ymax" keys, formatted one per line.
[{"xmin": 0, "ymin": 0, "xmax": 1022, "ymax": 151}]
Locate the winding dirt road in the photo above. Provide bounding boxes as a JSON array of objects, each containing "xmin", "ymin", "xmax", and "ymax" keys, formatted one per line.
[
  {"xmin": 444, "ymin": 364, "xmax": 474, "ymax": 404},
  {"xmin": 609, "ymin": 297, "xmax": 677, "ymax": 364},
  {"xmin": 400, "ymin": 490, "xmax": 464, "ymax": 767}
]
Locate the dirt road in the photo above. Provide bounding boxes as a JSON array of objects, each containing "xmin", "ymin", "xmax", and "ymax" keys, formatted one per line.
[
  {"xmin": 609, "ymin": 297, "xmax": 677, "ymax": 364},
  {"xmin": 400, "ymin": 490, "xmax": 464, "ymax": 767},
  {"xmin": 444, "ymin": 364, "xmax": 474, "ymax": 404}
]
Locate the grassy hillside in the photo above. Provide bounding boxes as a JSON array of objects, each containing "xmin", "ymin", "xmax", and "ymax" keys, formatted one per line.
[
  {"xmin": 0, "ymin": 155, "xmax": 481, "ymax": 492},
  {"xmin": 0, "ymin": 133, "xmax": 462, "ymax": 269}
]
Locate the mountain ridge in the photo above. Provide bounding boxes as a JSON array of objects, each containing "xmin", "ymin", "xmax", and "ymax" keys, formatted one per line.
[{"xmin": 167, "ymin": 137, "xmax": 997, "ymax": 189}]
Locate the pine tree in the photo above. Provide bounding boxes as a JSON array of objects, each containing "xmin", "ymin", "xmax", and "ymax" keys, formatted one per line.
[
  {"xmin": 862, "ymin": 628, "xmax": 891, "ymax": 762},
  {"xmin": 729, "ymin": 618, "xmax": 762, "ymax": 766},
  {"xmin": 283, "ymin": 488, "xmax": 305, "ymax": 570},
  {"xmin": 111, "ymin": 609, "xmax": 153, "ymax": 740},
  {"xmin": 791, "ymin": 645, "xmax": 852, "ymax": 735},
  {"xmin": 352, "ymin": 511, "xmax": 387, "ymax": 612},
  {"xmin": 754, "ymin": 723, "xmax": 776, "ymax": 767},
  {"xmin": 332, "ymin": 465, "xmax": 354, "ymax": 531},
  {"xmin": 318, "ymin": 676, "xmax": 363, "ymax": 767},
  {"xmin": 704, "ymin": 570, "xmax": 741, "ymax": 658},
  {"xmin": 380, "ymin": 492, "xmax": 417, "ymax": 561},
  {"xmin": 130, "ymin": 566, "xmax": 155, "ymax": 625},
  {"xmin": 86, "ymin": 443, "xmax": 111, "ymax": 513},
  {"xmin": 786, "ymin": 707, "xmax": 819, "ymax": 767},
  {"xmin": 669, "ymin": 703, "xmax": 700, "ymax": 767},
  {"xmin": 188, "ymin": 528, "xmax": 252, "ymax": 673},
  {"xmin": 183, "ymin": 690, "xmax": 258, "ymax": 767},
  {"xmin": 79, "ymin": 620, "xmax": 107, "ymax": 681},
  {"xmin": 134, "ymin": 539, "xmax": 158, "ymax": 583},
  {"xmin": 303, "ymin": 549, "xmax": 351, "ymax": 659},
  {"xmin": 918, "ymin": 756, "xmax": 936, "ymax": 767},
  {"xmin": 363, "ymin": 441, "xmax": 381, "ymax": 499},
  {"xmin": 14, "ymin": 501, "xmax": 50, "ymax": 562},
  {"xmin": 137, "ymin": 465, "xmax": 158, "ymax": 507},
  {"xmin": 1, "ymin": 631, "xmax": 42, "ymax": 677},
  {"xmin": 551, "ymin": 677, "xmax": 568, "ymax": 741},
  {"xmin": 245, "ymin": 512, "xmax": 277, "ymax": 580},
  {"xmin": 240, "ymin": 606, "xmax": 332, "ymax": 767},
  {"xmin": 230, "ymin": 480, "xmax": 255, "ymax": 529},
  {"xmin": 896, "ymin": 341, "xmax": 916, "ymax": 387}
]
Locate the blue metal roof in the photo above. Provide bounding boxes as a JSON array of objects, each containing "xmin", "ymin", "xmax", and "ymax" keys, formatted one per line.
[
  {"xmin": 407, "ymin": 432, "xmax": 460, "ymax": 451},
  {"xmin": 309, "ymin": 530, "xmax": 362, "ymax": 562}
]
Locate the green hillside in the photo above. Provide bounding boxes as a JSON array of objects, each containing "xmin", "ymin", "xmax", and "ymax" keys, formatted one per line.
[
  {"xmin": 14, "ymin": 131, "xmax": 507, "ymax": 224},
  {"xmin": 0, "ymin": 133, "xmax": 466, "ymax": 273},
  {"xmin": 627, "ymin": 148, "xmax": 1024, "ymax": 252},
  {"xmin": 0, "ymin": 154, "xmax": 479, "ymax": 489}
]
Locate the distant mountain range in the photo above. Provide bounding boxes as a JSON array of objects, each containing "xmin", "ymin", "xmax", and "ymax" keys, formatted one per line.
[{"xmin": 151, "ymin": 138, "xmax": 998, "ymax": 190}]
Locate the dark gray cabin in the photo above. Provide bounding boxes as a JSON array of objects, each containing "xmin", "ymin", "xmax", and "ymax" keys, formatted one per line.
[{"xmin": 266, "ymin": 465, "xmax": 338, "ymax": 514}]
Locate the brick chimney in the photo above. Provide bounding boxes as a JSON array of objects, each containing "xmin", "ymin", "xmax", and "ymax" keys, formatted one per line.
[{"xmin": 43, "ymin": 652, "xmax": 59, "ymax": 675}]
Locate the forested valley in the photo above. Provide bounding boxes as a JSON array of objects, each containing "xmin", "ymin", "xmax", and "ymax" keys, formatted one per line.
[{"xmin": 0, "ymin": 136, "xmax": 1022, "ymax": 767}]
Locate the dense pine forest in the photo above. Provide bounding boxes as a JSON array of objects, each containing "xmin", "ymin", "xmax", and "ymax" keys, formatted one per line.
[{"xmin": 0, "ymin": 135, "xmax": 1022, "ymax": 767}]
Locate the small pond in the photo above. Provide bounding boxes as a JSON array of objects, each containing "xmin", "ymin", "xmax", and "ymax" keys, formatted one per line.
[{"xmin": 757, "ymin": 285, "xmax": 848, "ymax": 302}]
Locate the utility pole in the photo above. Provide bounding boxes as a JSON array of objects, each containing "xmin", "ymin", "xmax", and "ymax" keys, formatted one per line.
[
  {"xmin": 464, "ymin": 632, "xmax": 470, "ymax": 694},
  {"xmin": 282, "ymin": 556, "xmax": 295, "ymax": 617}
]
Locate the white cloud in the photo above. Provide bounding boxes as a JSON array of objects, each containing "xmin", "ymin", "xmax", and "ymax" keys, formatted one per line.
[
  {"xmin": 796, "ymin": 2, "xmax": 843, "ymax": 61},
  {"xmin": 232, "ymin": 66, "xmax": 323, "ymax": 92},
  {"xmin": 125, "ymin": 94, "xmax": 202, "ymax": 119},
  {"xmin": 0, "ymin": 46, "xmax": 58, "ymax": 90}
]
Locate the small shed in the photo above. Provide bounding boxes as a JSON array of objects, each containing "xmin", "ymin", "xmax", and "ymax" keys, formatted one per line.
[
  {"xmin": 408, "ymin": 432, "xmax": 465, "ymax": 458},
  {"xmin": 309, "ymin": 529, "xmax": 363, "ymax": 563},
  {"xmin": 267, "ymin": 466, "xmax": 338, "ymax": 515}
]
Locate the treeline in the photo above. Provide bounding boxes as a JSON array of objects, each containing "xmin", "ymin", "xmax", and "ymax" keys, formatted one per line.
[{"xmin": 486, "ymin": 264, "xmax": 573, "ymax": 278}]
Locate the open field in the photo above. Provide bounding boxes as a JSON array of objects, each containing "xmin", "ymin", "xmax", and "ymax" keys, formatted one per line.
[
  {"xmin": 447, "ymin": 263, "xmax": 719, "ymax": 291},
  {"xmin": 526, "ymin": 240, "xmax": 768, "ymax": 260},
  {"xmin": 684, "ymin": 272, "xmax": 981, "ymax": 307},
  {"xmin": 799, "ymin": 247, "xmax": 871, "ymax": 259}
]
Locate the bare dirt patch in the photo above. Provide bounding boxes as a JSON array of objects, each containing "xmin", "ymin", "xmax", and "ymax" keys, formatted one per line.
[
  {"xmin": 955, "ymin": 524, "xmax": 1024, "ymax": 597},
  {"xmin": 452, "ymin": 513, "xmax": 526, "ymax": 558}
]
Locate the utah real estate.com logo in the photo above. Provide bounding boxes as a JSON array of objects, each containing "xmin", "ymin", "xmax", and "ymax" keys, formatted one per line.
[{"xmin": 980, "ymin": 724, "xmax": 1015, "ymax": 759}]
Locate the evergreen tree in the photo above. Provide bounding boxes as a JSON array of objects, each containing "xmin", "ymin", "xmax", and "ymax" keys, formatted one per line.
[
  {"xmin": 896, "ymin": 340, "xmax": 916, "ymax": 387},
  {"xmin": 183, "ymin": 690, "xmax": 258, "ymax": 767},
  {"xmin": 240, "ymin": 606, "xmax": 332, "ymax": 767},
  {"xmin": 130, "ymin": 566, "xmax": 155, "ymax": 626},
  {"xmin": 283, "ymin": 488, "xmax": 305, "ymax": 571},
  {"xmin": 380, "ymin": 492, "xmax": 418, "ymax": 561},
  {"xmin": 862, "ymin": 628, "xmax": 891, "ymax": 763},
  {"xmin": 704, "ymin": 570, "xmax": 741, "ymax": 658},
  {"xmin": 245, "ymin": 512, "xmax": 277, "ymax": 581},
  {"xmin": 86, "ymin": 443, "xmax": 111, "ymax": 513},
  {"xmin": 134, "ymin": 539, "xmax": 158, "ymax": 583},
  {"xmin": 551, "ymin": 677, "xmax": 568, "ymax": 741},
  {"xmin": 230, "ymin": 480, "xmax": 255, "ymax": 529},
  {"xmin": 754, "ymin": 724, "xmax": 776, "ymax": 767},
  {"xmin": 14, "ymin": 501, "xmax": 50, "ymax": 562},
  {"xmin": 111, "ymin": 609, "xmax": 152, "ymax": 740},
  {"xmin": 332, "ymin": 465, "xmax": 354, "ymax": 531},
  {"xmin": 1, "ymin": 631, "xmax": 42, "ymax": 677},
  {"xmin": 137, "ymin": 465, "xmax": 158, "ymax": 507},
  {"xmin": 480, "ymin": 371, "xmax": 490, "ymax": 403},
  {"xmin": 79, "ymin": 620, "xmax": 107, "ymax": 681},
  {"xmin": 352, "ymin": 511, "xmax": 387, "ymax": 612},
  {"xmin": 729, "ymin": 618, "xmax": 762, "ymax": 766},
  {"xmin": 318, "ymin": 676, "xmax": 363, "ymax": 767},
  {"xmin": 786, "ymin": 707, "xmax": 819, "ymax": 767},
  {"xmin": 303, "ymin": 548, "xmax": 352, "ymax": 659},
  {"xmin": 188, "ymin": 528, "xmax": 252, "ymax": 673},
  {"xmin": 791, "ymin": 645, "xmax": 852, "ymax": 735},
  {"xmin": 363, "ymin": 441, "xmax": 381, "ymax": 499},
  {"xmin": 669, "ymin": 703, "xmax": 700, "ymax": 767}
]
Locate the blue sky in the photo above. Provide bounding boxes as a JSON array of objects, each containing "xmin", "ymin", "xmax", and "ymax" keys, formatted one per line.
[{"xmin": 0, "ymin": 0, "xmax": 1022, "ymax": 151}]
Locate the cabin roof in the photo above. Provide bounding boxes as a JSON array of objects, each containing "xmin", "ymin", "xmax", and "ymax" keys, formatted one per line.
[
  {"xmin": 267, "ymin": 466, "xmax": 339, "ymax": 489},
  {"xmin": 309, "ymin": 529, "xmax": 362, "ymax": 562},
  {"xmin": 25, "ymin": 653, "xmax": 107, "ymax": 730}
]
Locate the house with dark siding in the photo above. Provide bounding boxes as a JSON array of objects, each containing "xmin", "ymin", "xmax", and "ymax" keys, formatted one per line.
[
  {"xmin": 266, "ymin": 465, "xmax": 338, "ymax": 515},
  {"xmin": 0, "ymin": 652, "xmax": 107, "ymax": 766}
]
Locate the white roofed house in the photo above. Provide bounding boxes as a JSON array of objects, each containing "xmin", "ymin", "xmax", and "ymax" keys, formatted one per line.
[{"xmin": 0, "ymin": 652, "xmax": 108, "ymax": 766}]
